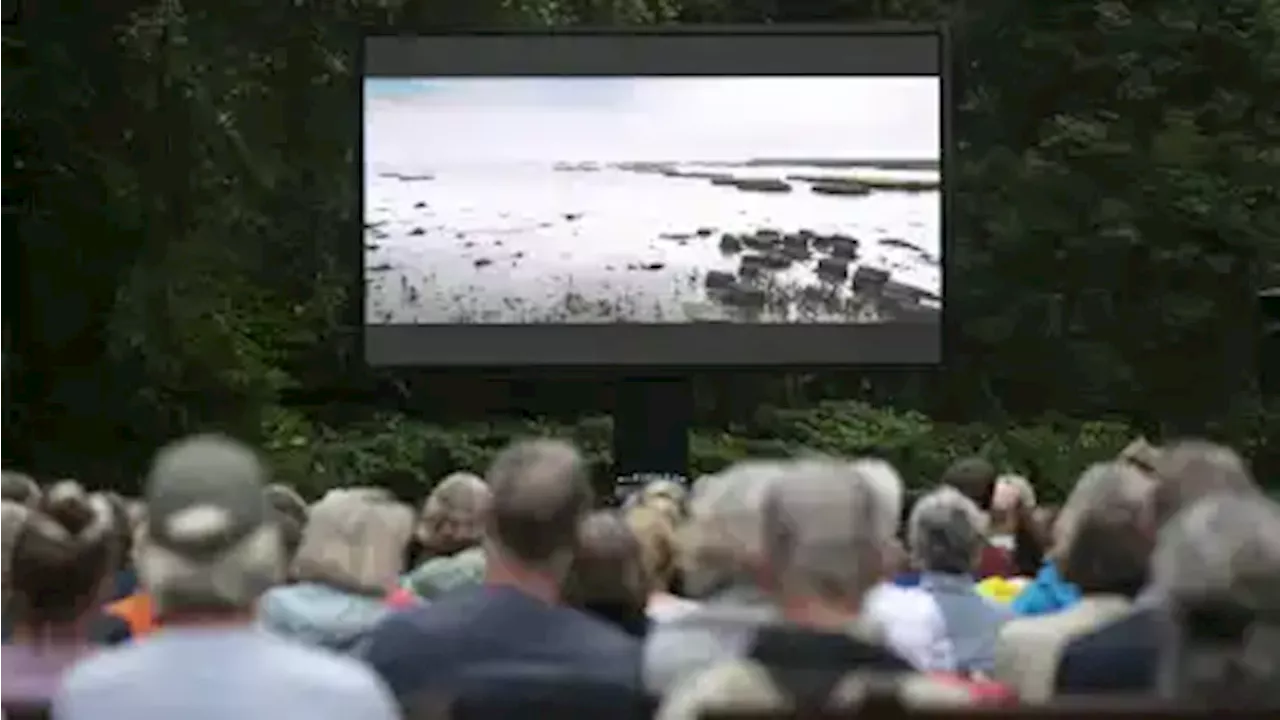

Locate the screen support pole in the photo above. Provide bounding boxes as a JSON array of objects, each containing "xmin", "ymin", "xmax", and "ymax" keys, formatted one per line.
[{"xmin": 612, "ymin": 375, "xmax": 692, "ymax": 480}]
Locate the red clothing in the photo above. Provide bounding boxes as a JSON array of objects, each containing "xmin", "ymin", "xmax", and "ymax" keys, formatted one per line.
[
  {"xmin": 384, "ymin": 587, "xmax": 419, "ymax": 609},
  {"xmin": 975, "ymin": 545, "xmax": 1016, "ymax": 579}
]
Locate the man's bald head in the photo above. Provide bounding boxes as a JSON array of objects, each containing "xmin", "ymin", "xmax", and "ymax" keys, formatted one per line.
[{"xmin": 484, "ymin": 439, "xmax": 594, "ymax": 567}]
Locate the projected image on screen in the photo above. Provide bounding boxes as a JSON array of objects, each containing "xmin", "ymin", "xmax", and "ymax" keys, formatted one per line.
[{"xmin": 363, "ymin": 76, "xmax": 941, "ymax": 325}]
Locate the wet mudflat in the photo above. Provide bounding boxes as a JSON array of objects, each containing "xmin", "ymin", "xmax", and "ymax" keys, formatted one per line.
[{"xmin": 364, "ymin": 161, "xmax": 941, "ymax": 324}]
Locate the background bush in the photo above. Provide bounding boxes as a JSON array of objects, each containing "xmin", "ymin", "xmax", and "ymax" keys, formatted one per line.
[{"xmin": 261, "ymin": 401, "xmax": 1138, "ymax": 502}]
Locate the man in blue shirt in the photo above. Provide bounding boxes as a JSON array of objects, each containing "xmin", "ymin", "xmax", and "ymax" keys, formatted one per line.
[{"xmin": 362, "ymin": 439, "xmax": 642, "ymax": 709}]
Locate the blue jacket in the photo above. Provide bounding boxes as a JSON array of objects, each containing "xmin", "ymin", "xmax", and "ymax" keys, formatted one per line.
[{"xmin": 1011, "ymin": 561, "xmax": 1081, "ymax": 617}]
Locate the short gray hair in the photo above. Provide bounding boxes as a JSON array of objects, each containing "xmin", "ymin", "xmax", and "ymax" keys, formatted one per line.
[
  {"xmin": 907, "ymin": 486, "xmax": 985, "ymax": 574},
  {"xmin": 292, "ymin": 488, "xmax": 414, "ymax": 595},
  {"xmin": 679, "ymin": 462, "xmax": 778, "ymax": 597},
  {"xmin": 484, "ymin": 439, "xmax": 593, "ymax": 572},
  {"xmin": 1150, "ymin": 440, "xmax": 1257, "ymax": 529},
  {"xmin": 761, "ymin": 460, "xmax": 885, "ymax": 603},
  {"xmin": 1054, "ymin": 462, "xmax": 1154, "ymax": 557},
  {"xmin": 1153, "ymin": 495, "xmax": 1280, "ymax": 707}
]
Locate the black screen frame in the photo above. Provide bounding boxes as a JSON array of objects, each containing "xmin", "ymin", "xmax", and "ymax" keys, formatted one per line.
[{"xmin": 360, "ymin": 28, "xmax": 950, "ymax": 368}]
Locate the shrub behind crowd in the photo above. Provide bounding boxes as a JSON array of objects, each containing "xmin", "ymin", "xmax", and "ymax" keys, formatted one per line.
[{"xmin": 260, "ymin": 401, "xmax": 1143, "ymax": 502}]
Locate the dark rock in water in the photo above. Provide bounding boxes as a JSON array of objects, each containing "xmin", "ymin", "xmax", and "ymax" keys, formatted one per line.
[
  {"xmin": 741, "ymin": 252, "xmax": 792, "ymax": 272},
  {"xmin": 710, "ymin": 176, "xmax": 739, "ymax": 186},
  {"xmin": 628, "ymin": 261, "xmax": 666, "ymax": 272},
  {"xmin": 738, "ymin": 263, "xmax": 763, "ymax": 280},
  {"xmin": 365, "ymin": 221, "xmax": 388, "ymax": 230},
  {"xmin": 730, "ymin": 178, "xmax": 792, "ymax": 193},
  {"xmin": 757, "ymin": 229, "xmax": 782, "ymax": 240},
  {"xmin": 400, "ymin": 174, "xmax": 433, "ymax": 182},
  {"xmin": 462, "ymin": 241, "xmax": 476, "ymax": 248},
  {"xmin": 742, "ymin": 234, "xmax": 782, "ymax": 252},
  {"xmin": 719, "ymin": 284, "xmax": 767, "ymax": 309},
  {"xmin": 704, "ymin": 271, "xmax": 736, "ymax": 291},
  {"xmin": 782, "ymin": 233, "xmax": 809, "ymax": 250},
  {"xmin": 817, "ymin": 257, "xmax": 851, "ymax": 282},
  {"xmin": 810, "ymin": 181, "xmax": 872, "ymax": 196},
  {"xmin": 512, "ymin": 251, "xmax": 525, "ymax": 260},
  {"xmin": 695, "ymin": 227, "xmax": 715, "ymax": 237},
  {"xmin": 365, "ymin": 242, "xmax": 380, "ymax": 251},
  {"xmin": 660, "ymin": 233, "xmax": 693, "ymax": 241},
  {"xmin": 829, "ymin": 236, "xmax": 859, "ymax": 259},
  {"xmin": 780, "ymin": 244, "xmax": 811, "ymax": 261},
  {"xmin": 372, "ymin": 230, "xmax": 389, "ymax": 240},
  {"xmin": 852, "ymin": 266, "xmax": 892, "ymax": 294},
  {"xmin": 409, "ymin": 227, "xmax": 426, "ymax": 236},
  {"xmin": 414, "ymin": 201, "xmax": 428, "ymax": 209},
  {"xmin": 563, "ymin": 213, "xmax": 583, "ymax": 221},
  {"xmin": 474, "ymin": 258, "xmax": 494, "ymax": 269},
  {"xmin": 369, "ymin": 262, "xmax": 393, "ymax": 272},
  {"xmin": 719, "ymin": 234, "xmax": 743, "ymax": 253}
]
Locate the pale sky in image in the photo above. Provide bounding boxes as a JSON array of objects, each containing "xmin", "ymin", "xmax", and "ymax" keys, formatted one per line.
[{"xmin": 364, "ymin": 77, "xmax": 940, "ymax": 165}]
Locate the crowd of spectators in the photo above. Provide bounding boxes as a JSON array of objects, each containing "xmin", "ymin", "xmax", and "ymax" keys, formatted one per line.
[{"xmin": 2, "ymin": 431, "xmax": 1277, "ymax": 718}]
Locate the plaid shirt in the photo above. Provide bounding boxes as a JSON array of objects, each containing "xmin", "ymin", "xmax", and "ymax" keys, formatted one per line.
[{"xmin": 402, "ymin": 545, "xmax": 486, "ymax": 599}]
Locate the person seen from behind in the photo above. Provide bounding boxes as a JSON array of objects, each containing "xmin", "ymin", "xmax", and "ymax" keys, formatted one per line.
[
  {"xmin": 361, "ymin": 439, "xmax": 640, "ymax": 707},
  {"xmin": 994, "ymin": 462, "xmax": 1153, "ymax": 702},
  {"xmin": 1053, "ymin": 439, "xmax": 1261, "ymax": 696},
  {"xmin": 625, "ymin": 505, "xmax": 699, "ymax": 622},
  {"xmin": 1151, "ymin": 494, "xmax": 1280, "ymax": 709},
  {"xmin": 900, "ymin": 486, "xmax": 1013, "ymax": 675},
  {"xmin": 939, "ymin": 457, "xmax": 1015, "ymax": 579},
  {"xmin": 642, "ymin": 464, "xmax": 778, "ymax": 695},
  {"xmin": 563, "ymin": 510, "xmax": 651, "ymax": 637},
  {"xmin": 53, "ymin": 434, "xmax": 399, "ymax": 720},
  {"xmin": 656, "ymin": 459, "xmax": 973, "ymax": 720},
  {"xmin": 1, "ymin": 484, "xmax": 119, "ymax": 713},
  {"xmin": 258, "ymin": 487, "xmax": 415, "ymax": 652},
  {"xmin": 400, "ymin": 471, "xmax": 491, "ymax": 600}
]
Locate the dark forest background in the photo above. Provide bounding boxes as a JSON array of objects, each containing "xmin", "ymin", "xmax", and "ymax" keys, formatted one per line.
[{"xmin": 5, "ymin": 0, "xmax": 1279, "ymax": 499}]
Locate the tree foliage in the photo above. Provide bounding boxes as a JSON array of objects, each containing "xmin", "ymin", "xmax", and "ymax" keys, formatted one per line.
[{"xmin": 5, "ymin": 0, "xmax": 1278, "ymax": 488}]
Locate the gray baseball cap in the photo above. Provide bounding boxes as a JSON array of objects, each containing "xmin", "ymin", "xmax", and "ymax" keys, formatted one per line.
[{"xmin": 145, "ymin": 434, "xmax": 270, "ymax": 562}]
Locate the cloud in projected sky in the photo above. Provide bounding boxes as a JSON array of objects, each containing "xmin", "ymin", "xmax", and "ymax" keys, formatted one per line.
[{"xmin": 364, "ymin": 77, "xmax": 940, "ymax": 165}]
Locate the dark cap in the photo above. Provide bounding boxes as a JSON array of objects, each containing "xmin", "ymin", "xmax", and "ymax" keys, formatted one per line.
[{"xmin": 144, "ymin": 434, "xmax": 270, "ymax": 562}]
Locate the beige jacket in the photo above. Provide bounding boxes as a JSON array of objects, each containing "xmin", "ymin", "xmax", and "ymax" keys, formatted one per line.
[{"xmin": 993, "ymin": 594, "xmax": 1134, "ymax": 702}]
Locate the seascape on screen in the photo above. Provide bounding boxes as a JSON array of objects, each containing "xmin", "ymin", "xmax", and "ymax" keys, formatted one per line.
[{"xmin": 363, "ymin": 77, "xmax": 942, "ymax": 324}]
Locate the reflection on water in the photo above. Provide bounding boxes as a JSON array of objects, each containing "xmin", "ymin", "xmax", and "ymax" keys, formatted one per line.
[{"xmin": 364, "ymin": 162, "xmax": 942, "ymax": 324}]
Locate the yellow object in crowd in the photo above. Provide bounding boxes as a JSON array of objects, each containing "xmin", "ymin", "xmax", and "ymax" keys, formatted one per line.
[{"xmin": 975, "ymin": 576, "xmax": 1029, "ymax": 605}]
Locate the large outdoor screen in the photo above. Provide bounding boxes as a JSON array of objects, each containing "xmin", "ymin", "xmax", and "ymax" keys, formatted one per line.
[{"xmin": 362, "ymin": 32, "xmax": 946, "ymax": 366}]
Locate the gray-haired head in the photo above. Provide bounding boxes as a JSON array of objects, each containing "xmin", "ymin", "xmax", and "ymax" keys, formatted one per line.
[
  {"xmin": 483, "ymin": 439, "xmax": 593, "ymax": 576},
  {"xmin": 851, "ymin": 458, "xmax": 904, "ymax": 540},
  {"xmin": 291, "ymin": 489, "xmax": 414, "ymax": 595},
  {"xmin": 679, "ymin": 462, "xmax": 779, "ymax": 598},
  {"xmin": 2, "ymin": 500, "xmax": 32, "ymax": 598},
  {"xmin": 1150, "ymin": 439, "xmax": 1256, "ymax": 529},
  {"xmin": 1, "ymin": 472, "xmax": 41, "ymax": 509},
  {"xmin": 419, "ymin": 471, "xmax": 492, "ymax": 555},
  {"xmin": 1153, "ymin": 495, "xmax": 1280, "ymax": 708},
  {"xmin": 907, "ymin": 486, "xmax": 986, "ymax": 575},
  {"xmin": 761, "ymin": 459, "xmax": 885, "ymax": 605},
  {"xmin": 137, "ymin": 434, "xmax": 282, "ymax": 616},
  {"xmin": 1057, "ymin": 467, "xmax": 1154, "ymax": 596},
  {"xmin": 1053, "ymin": 462, "xmax": 1155, "ymax": 559}
]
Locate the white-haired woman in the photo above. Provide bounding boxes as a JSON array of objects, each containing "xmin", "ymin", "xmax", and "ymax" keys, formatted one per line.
[
  {"xmin": 902, "ymin": 486, "xmax": 1014, "ymax": 675},
  {"xmin": 259, "ymin": 487, "xmax": 415, "ymax": 652}
]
